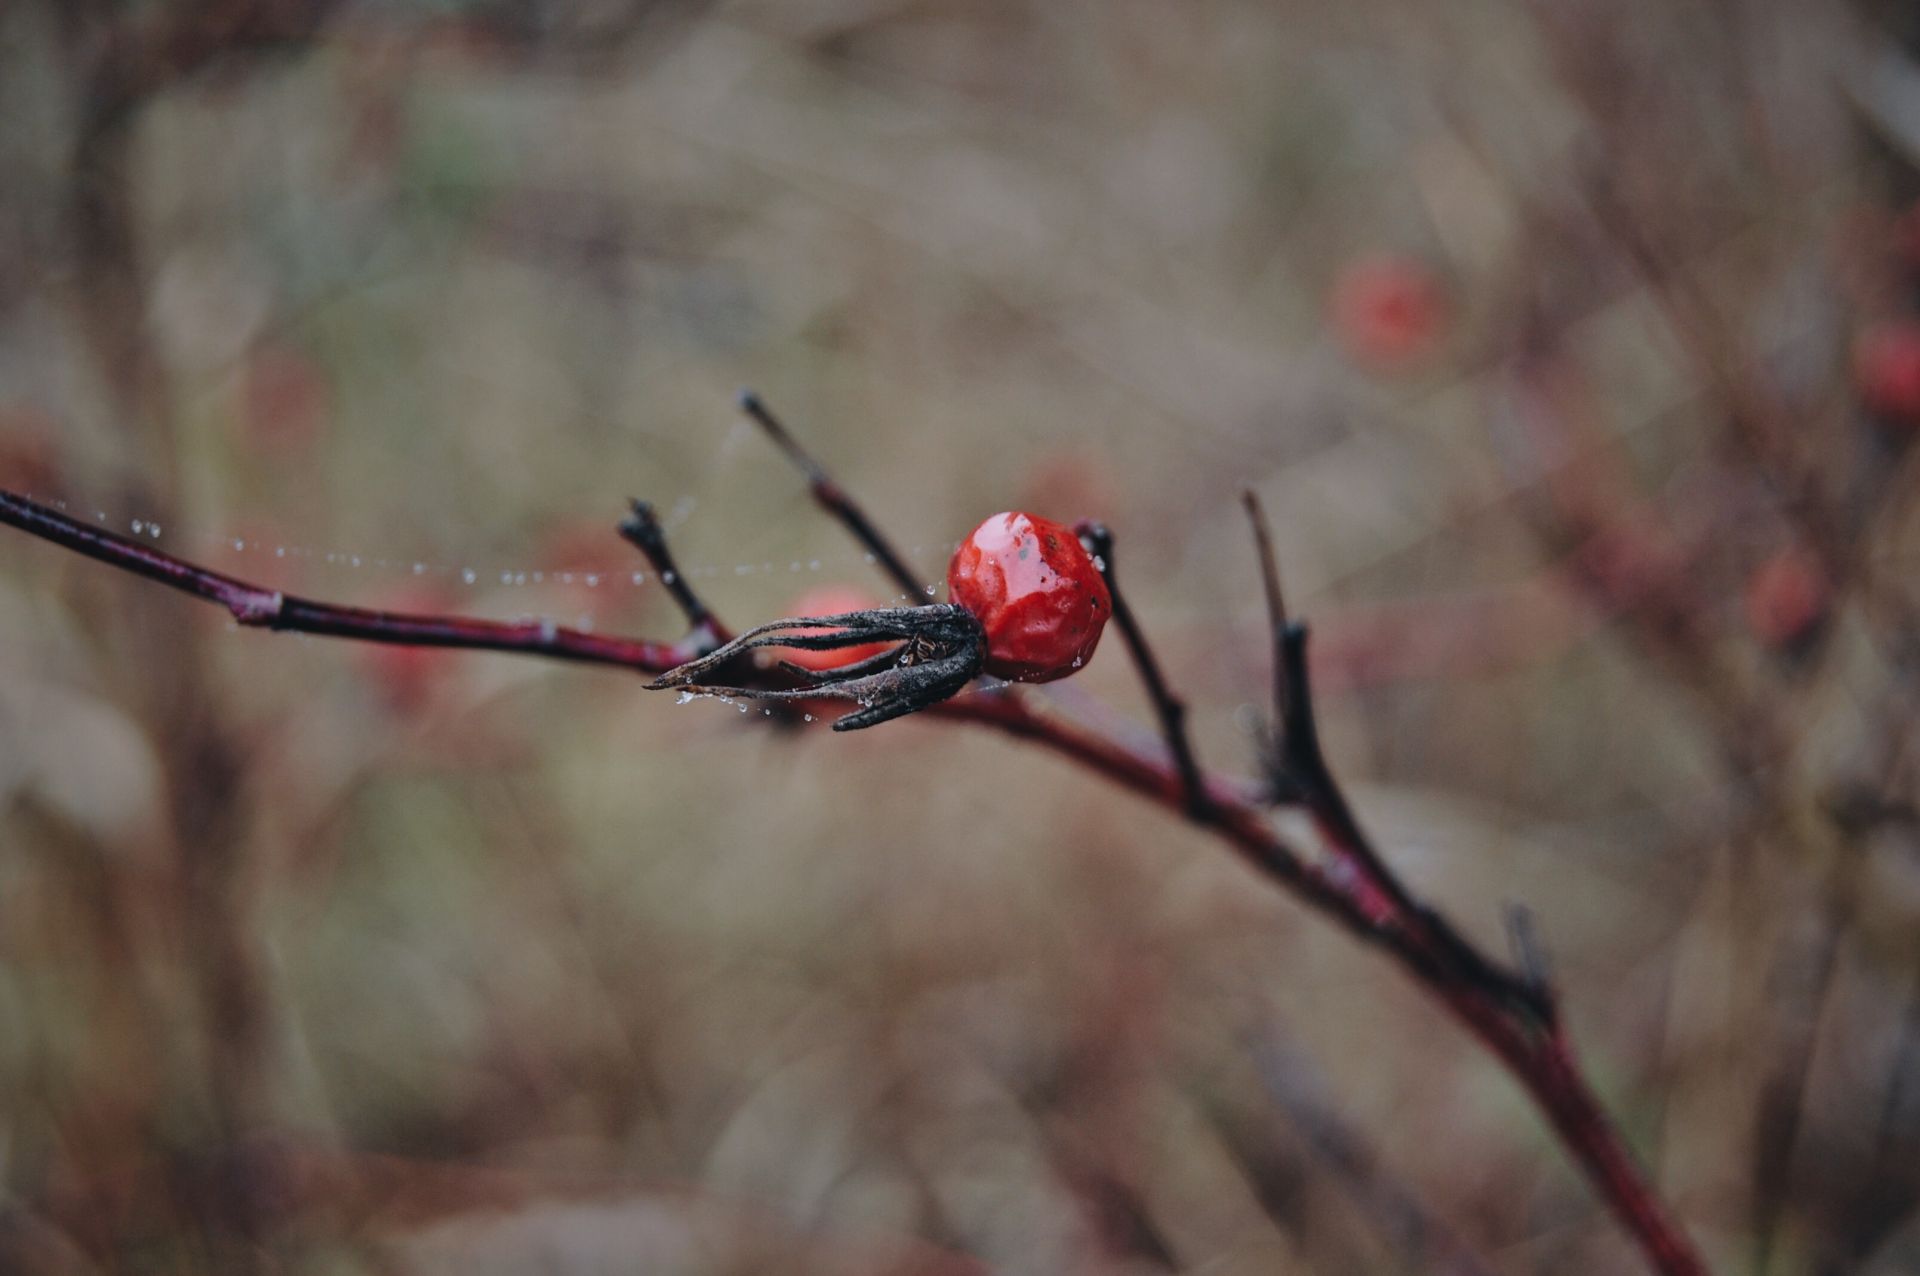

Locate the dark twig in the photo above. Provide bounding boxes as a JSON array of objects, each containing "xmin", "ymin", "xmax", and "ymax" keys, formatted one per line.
[
  {"xmin": 737, "ymin": 390, "xmax": 930, "ymax": 600},
  {"xmin": 1241, "ymin": 492, "xmax": 1556, "ymax": 1025},
  {"xmin": 1283, "ymin": 616, "xmax": 1553, "ymax": 1022},
  {"xmin": 619, "ymin": 499, "xmax": 726, "ymax": 653},
  {"xmin": 1505, "ymin": 904, "xmax": 1555, "ymax": 1005},
  {"xmin": 0, "ymin": 427, "xmax": 1702, "ymax": 1275},
  {"xmin": 1239, "ymin": 1027, "xmax": 1503, "ymax": 1276},
  {"xmin": 0, "ymin": 491, "xmax": 692, "ymax": 673},
  {"xmin": 1073, "ymin": 521, "xmax": 1212, "ymax": 819},
  {"xmin": 1242, "ymin": 490, "xmax": 1291, "ymax": 732}
]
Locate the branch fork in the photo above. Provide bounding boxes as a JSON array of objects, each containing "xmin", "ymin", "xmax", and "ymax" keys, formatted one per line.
[{"xmin": 0, "ymin": 393, "xmax": 1705, "ymax": 1275}]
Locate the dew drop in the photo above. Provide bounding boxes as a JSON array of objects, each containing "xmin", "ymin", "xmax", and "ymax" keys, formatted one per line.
[
  {"xmin": 676, "ymin": 690, "xmax": 695, "ymax": 705},
  {"xmin": 148, "ymin": 523, "xmax": 161, "ymax": 537},
  {"xmin": 631, "ymin": 572, "xmax": 645, "ymax": 585},
  {"xmin": 462, "ymin": 568, "xmax": 477, "ymax": 584},
  {"xmin": 350, "ymin": 555, "xmax": 362, "ymax": 567},
  {"xmin": 413, "ymin": 562, "xmax": 426, "ymax": 575},
  {"xmin": 233, "ymin": 538, "xmax": 246, "ymax": 552},
  {"xmin": 663, "ymin": 570, "xmax": 677, "ymax": 584},
  {"xmin": 538, "ymin": 618, "xmax": 558, "ymax": 642},
  {"xmin": 276, "ymin": 546, "xmax": 287, "ymax": 558},
  {"xmin": 809, "ymin": 559, "xmax": 821, "ymax": 571},
  {"xmin": 130, "ymin": 519, "xmax": 144, "ymax": 534},
  {"xmin": 803, "ymin": 713, "xmax": 814, "ymax": 723},
  {"xmin": 925, "ymin": 585, "xmax": 936, "ymax": 596},
  {"xmin": 501, "ymin": 571, "xmax": 514, "ymax": 584},
  {"xmin": 585, "ymin": 573, "xmax": 599, "ymax": 588}
]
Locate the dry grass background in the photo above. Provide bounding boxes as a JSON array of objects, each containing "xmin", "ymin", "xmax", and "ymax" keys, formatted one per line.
[{"xmin": 1, "ymin": 1, "xmax": 1917, "ymax": 1272}]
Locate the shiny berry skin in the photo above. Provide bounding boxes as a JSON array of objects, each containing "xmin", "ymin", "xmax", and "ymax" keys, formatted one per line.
[
  {"xmin": 946, "ymin": 511, "xmax": 1111, "ymax": 682},
  {"xmin": 776, "ymin": 585, "xmax": 892, "ymax": 672},
  {"xmin": 651, "ymin": 510, "xmax": 1113, "ymax": 730}
]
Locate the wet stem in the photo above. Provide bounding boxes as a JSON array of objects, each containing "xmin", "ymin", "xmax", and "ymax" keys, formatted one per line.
[{"xmin": 0, "ymin": 391, "xmax": 1709, "ymax": 1276}]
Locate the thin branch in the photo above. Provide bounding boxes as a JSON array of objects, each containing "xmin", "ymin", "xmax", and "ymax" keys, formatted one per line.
[
  {"xmin": 1073, "ymin": 520, "xmax": 1211, "ymax": 819},
  {"xmin": 736, "ymin": 390, "xmax": 930, "ymax": 599},
  {"xmin": 1242, "ymin": 490, "xmax": 1291, "ymax": 733},
  {"xmin": 0, "ymin": 490, "xmax": 689, "ymax": 673},
  {"xmin": 0, "ymin": 456, "xmax": 1700, "ymax": 1274},
  {"xmin": 1304, "ymin": 604, "xmax": 1555, "ymax": 1024},
  {"xmin": 1504, "ymin": 904, "xmax": 1554, "ymax": 1001},
  {"xmin": 1237, "ymin": 1026, "xmax": 1503, "ymax": 1276},
  {"xmin": 1239, "ymin": 492, "xmax": 1553, "ymax": 1026},
  {"xmin": 619, "ymin": 498, "xmax": 726, "ymax": 652}
]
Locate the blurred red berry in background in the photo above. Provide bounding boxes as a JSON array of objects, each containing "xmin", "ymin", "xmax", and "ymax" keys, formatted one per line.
[
  {"xmin": 356, "ymin": 584, "xmax": 458, "ymax": 713},
  {"xmin": 240, "ymin": 344, "xmax": 330, "ymax": 455},
  {"xmin": 537, "ymin": 516, "xmax": 636, "ymax": 617},
  {"xmin": 1744, "ymin": 547, "xmax": 1830, "ymax": 652},
  {"xmin": 775, "ymin": 585, "xmax": 895, "ymax": 672},
  {"xmin": 1331, "ymin": 253, "xmax": 1448, "ymax": 370},
  {"xmin": 1855, "ymin": 323, "xmax": 1920, "ymax": 427},
  {"xmin": 0, "ymin": 405, "xmax": 62, "ymax": 493},
  {"xmin": 1015, "ymin": 448, "xmax": 1120, "ymax": 525}
]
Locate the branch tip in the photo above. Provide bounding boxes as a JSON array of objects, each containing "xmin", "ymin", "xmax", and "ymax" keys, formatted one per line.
[
  {"xmin": 1504, "ymin": 904, "xmax": 1559, "ymax": 1023},
  {"xmin": 617, "ymin": 497, "xmax": 717, "ymax": 639},
  {"xmin": 735, "ymin": 389, "xmax": 927, "ymax": 598},
  {"xmin": 1074, "ymin": 518, "xmax": 1210, "ymax": 819}
]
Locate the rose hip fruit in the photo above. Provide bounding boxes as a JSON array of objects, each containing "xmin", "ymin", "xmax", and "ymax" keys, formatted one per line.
[{"xmin": 649, "ymin": 511, "xmax": 1112, "ymax": 730}]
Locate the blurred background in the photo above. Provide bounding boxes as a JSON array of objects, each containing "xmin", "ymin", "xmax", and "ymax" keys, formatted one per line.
[{"xmin": 2, "ymin": 0, "xmax": 1918, "ymax": 1272}]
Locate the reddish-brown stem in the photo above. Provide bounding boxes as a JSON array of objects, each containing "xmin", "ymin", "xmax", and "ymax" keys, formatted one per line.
[
  {"xmin": 618, "ymin": 498, "xmax": 728, "ymax": 652},
  {"xmin": 736, "ymin": 390, "xmax": 930, "ymax": 600},
  {"xmin": 1072, "ymin": 520, "xmax": 1211, "ymax": 818},
  {"xmin": 0, "ymin": 479, "xmax": 1705, "ymax": 1275},
  {"xmin": 1241, "ymin": 490, "xmax": 1292, "ymax": 733},
  {"xmin": 0, "ymin": 491, "xmax": 694, "ymax": 670}
]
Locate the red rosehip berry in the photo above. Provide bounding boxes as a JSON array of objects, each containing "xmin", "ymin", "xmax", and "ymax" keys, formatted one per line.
[
  {"xmin": 1331, "ymin": 254, "xmax": 1448, "ymax": 370},
  {"xmin": 240, "ymin": 344, "xmax": 329, "ymax": 455},
  {"xmin": 947, "ymin": 511, "xmax": 1111, "ymax": 682},
  {"xmin": 1856, "ymin": 324, "xmax": 1920, "ymax": 426},
  {"xmin": 1744, "ymin": 547, "xmax": 1829, "ymax": 651},
  {"xmin": 651, "ymin": 510, "xmax": 1114, "ymax": 729},
  {"xmin": 776, "ymin": 585, "xmax": 893, "ymax": 672}
]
